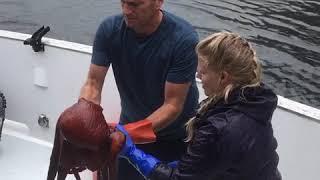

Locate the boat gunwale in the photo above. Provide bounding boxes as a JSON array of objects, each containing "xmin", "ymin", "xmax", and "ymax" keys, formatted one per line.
[
  {"xmin": 1, "ymin": 29, "xmax": 319, "ymax": 122},
  {"xmin": 3, "ymin": 119, "xmax": 53, "ymax": 147},
  {"xmin": 0, "ymin": 30, "xmax": 92, "ymax": 54}
]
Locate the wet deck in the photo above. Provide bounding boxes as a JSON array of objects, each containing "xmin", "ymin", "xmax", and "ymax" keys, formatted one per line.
[{"xmin": 0, "ymin": 128, "xmax": 92, "ymax": 180}]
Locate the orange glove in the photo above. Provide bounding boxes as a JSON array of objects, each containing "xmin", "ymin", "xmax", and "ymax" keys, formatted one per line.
[
  {"xmin": 123, "ymin": 119, "xmax": 156, "ymax": 144},
  {"xmin": 108, "ymin": 119, "xmax": 156, "ymax": 144}
]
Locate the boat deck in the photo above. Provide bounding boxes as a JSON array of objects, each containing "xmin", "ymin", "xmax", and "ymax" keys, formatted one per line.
[
  {"xmin": 0, "ymin": 133, "xmax": 51, "ymax": 179},
  {"xmin": 0, "ymin": 127, "xmax": 92, "ymax": 180}
]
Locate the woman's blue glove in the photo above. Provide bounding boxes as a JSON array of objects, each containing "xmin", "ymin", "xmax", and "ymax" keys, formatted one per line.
[
  {"xmin": 116, "ymin": 124, "xmax": 160, "ymax": 177},
  {"xmin": 167, "ymin": 161, "xmax": 178, "ymax": 168}
]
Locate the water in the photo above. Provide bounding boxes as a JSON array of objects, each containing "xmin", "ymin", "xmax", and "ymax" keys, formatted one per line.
[{"xmin": 0, "ymin": 0, "xmax": 319, "ymax": 108}]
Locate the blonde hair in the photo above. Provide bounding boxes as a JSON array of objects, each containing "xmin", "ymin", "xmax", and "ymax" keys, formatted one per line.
[{"xmin": 185, "ymin": 32, "xmax": 262, "ymax": 142}]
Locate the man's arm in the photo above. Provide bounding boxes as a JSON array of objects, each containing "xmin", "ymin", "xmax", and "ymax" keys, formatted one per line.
[
  {"xmin": 147, "ymin": 81, "xmax": 191, "ymax": 132},
  {"xmin": 79, "ymin": 64, "xmax": 109, "ymax": 105}
]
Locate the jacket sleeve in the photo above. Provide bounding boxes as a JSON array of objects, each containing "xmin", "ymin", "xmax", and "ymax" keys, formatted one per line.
[{"xmin": 149, "ymin": 120, "xmax": 224, "ymax": 180}]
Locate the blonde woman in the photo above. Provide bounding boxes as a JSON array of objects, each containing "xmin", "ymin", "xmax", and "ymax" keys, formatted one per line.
[{"xmin": 116, "ymin": 32, "xmax": 281, "ymax": 180}]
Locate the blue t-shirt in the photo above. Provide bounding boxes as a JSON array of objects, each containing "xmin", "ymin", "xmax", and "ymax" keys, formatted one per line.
[{"xmin": 92, "ymin": 11, "xmax": 199, "ymax": 140}]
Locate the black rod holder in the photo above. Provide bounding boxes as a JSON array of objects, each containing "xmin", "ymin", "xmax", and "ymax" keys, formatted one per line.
[
  {"xmin": 0, "ymin": 92, "xmax": 6, "ymax": 141},
  {"xmin": 24, "ymin": 26, "xmax": 50, "ymax": 52}
]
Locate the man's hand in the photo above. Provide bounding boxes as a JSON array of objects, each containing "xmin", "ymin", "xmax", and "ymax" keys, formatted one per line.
[
  {"xmin": 115, "ymin": 125, "xmax": 134, "ymax": 156},
  {"xmin": 109, "ymin": 131, "xmax": 126, "ymax": 160}
]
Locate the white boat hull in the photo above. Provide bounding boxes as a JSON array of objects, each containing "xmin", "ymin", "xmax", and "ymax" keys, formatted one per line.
[{"xmin": 0, "ymin": 30, "xmax": 319, "ymax": 180}]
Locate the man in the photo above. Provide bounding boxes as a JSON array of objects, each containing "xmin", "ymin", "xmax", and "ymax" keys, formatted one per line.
[{"xmin": 80, "ymin": 0, "xmax": 199, "ymax": 179}]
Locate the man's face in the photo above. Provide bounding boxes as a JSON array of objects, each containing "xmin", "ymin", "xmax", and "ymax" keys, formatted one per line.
[{"xmin": 121, "ymin": 0, "xmax": 162, "ymax": 30}]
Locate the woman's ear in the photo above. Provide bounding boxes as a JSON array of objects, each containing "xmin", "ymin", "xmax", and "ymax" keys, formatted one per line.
[{"xmin": 220, "ymin": 71, "xmax": 232, "ymax": 87}]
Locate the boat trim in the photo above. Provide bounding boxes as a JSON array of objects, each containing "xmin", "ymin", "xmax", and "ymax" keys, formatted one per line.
[
  {"xmin": 196, "ymin": 80, "xmax": 320, "ymax": 121},
  {"xmin": 1, "ymin": 30, "xmax": 319, "ymax": 122},
  {"xmin": 0, "ymin": 30, "xmax": 92, "ymax": 54},
  {"xmin": 3, "ymin": 119, "xmax": 53, "ymax": 148}
]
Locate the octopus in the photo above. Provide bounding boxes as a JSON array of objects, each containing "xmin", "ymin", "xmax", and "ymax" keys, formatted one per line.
[{"xmin": 47, "ymin": 98, "xmax": 124, "ymax": 180}]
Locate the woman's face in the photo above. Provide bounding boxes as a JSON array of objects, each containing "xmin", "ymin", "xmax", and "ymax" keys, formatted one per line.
[{"xmin": 196, "ymin": 57, "xmax": 222, "ymax": 96}]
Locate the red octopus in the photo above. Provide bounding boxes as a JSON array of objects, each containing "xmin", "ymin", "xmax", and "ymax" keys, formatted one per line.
[{"xmin": 47, "ymin": 98, "xmax": 124, "ymax": 180}]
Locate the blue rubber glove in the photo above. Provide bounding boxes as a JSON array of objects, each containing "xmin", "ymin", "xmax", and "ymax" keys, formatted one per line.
[
  {"xmin": 116, "ymin": 125, "xmax": 160, "ymax": 177},
  {"xmin": 167, "ymin": 161, "xmax": 178, "ymax": 168}
]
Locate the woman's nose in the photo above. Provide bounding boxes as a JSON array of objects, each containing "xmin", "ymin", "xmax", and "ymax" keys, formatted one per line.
[
  {"xmin": 122, "ymin": 3, "xmax": 133, "ymax": 16},
  {"xmin": 196, "ymin": 72, "xmax": 201, "ymax": 80}
]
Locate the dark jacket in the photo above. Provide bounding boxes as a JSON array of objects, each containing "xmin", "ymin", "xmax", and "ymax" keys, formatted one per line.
[{"xmin": 149, "ymin": 84, "xmax": 281, "ymax": 180}]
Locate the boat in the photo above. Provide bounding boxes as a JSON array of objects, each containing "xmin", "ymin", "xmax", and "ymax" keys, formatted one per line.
[{"xmin": 0, "ymin": 29, "xmax": 319, "ymax": 180}]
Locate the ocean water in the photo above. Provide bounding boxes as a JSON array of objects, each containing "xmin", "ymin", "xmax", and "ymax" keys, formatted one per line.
[{"xmin": 0, "ymin": 0, "xmax": 319, "ymax": 108}]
